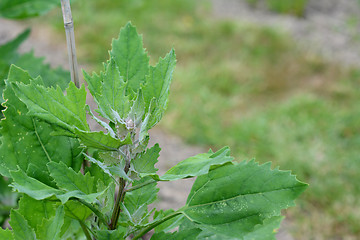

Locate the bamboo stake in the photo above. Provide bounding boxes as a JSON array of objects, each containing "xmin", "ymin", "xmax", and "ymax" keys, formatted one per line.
[{"xmin": 60, "ymin": 0, "xmax": 80, "ymax": 88}]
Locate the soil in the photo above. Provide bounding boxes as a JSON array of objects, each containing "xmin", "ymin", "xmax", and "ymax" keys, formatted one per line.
[{"xmin": 212, "ymin": 0, "xmax": 360, "ymax": 67}]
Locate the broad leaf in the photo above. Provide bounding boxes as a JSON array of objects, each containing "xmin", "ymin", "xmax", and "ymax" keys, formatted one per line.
[
  {"xmin": 10, "ymin": 169, "xmax": 62, "ymax": 200},
  {"xmin": 181, "ymin": 160, "xmax": 307, "ymax": 237},
  {"xmin": 111, "ymin": 22, "xmax": 149, "ymax": 95},
  {"xmin": 0, "ymin": 0, "xmax": 59, "ymax": 19},
  {"xmin": 160, "ymin": 146, "xmax": 233, "ymax": 181},
  {"xmin": 9, "ymin": 210, "xmax": 36, "ymax": 240},
  {"xmin": 17, "ymin": 195, "xmax": 58, "ymax": 234},
  {"xmin": 150, "ymin": 228, "xmax": 202, "ymax": 240},
  {"xmin": 196, "ymin": 216, "xmax": 283, "ymax": 240},
  {"xmin": 0, "ymin": 66, "xmax": 82, "ymax": 180}
]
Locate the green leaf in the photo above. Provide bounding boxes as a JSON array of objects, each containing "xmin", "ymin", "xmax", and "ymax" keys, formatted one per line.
[
  {"xmin": 143, "ymin": 49, "xmax": 176, "ymax": 127},
  {"xmin": 0, "ymin": 0, "xmax": 59, "ymax": 19},
  {"xmin": 0, "ymin": 176, "xmax": 17, "ymax": 209},
  {"xmin": 132, "ymin": 143, "xmax": 160, "ymax": 177},
  {"xmin": 17, "ymin": 195, "xmax": 58, "ymax": 234},
  {"xmin": 9, "ymin": 210, "xmax": 36, "ymax": 240},
  {"xmin": 96, "ymin": 227, "xmax": 126, "ymax": 240},
  {"xmin": 181, "ymin": 160, "xmax": 308, "ymax": 238},
  {"xmin": 74, "ymin": 129, "xmax": 132, "ymax": 151},
  {"xmin": 11, "ymin": 81, "xmax": 89, "ymax": 134},
  {"xmin": 0, "ymin": 66, "xmax": 82, "ymax": 180},
  {"xmin": 150, "ymin": 228, "xmax": 202, "ymax": 240},
  {"xmin": 64, "ymin": 201, "xmax": 92, "ymax": 222},
  {"xmin": 122, "ymin": 176, "xmax": 158, "ymax": 224},
  {"xmin": 0, "ymin": 228, "xmax": 13, "ymax": 239},
  {"xmin": 0, "ymin": 29, "xmax": 30, "ymax": 61},
  {"xmin": 196, "ymin": 216, "xmax": 283, "ymax": 240},
  {"xmin": 15, "ymin": 51, "xmax": 70, "ymax": 90},
  {"xmin": 47, "ymin": 161, "xmax": 96, "ymax": 195},
  {"xmin": 10, "ymin": 169, "xmax": 62, "ymax": 200},
  {"xmin": 111, "ymin": 22, "xmax": 149, "ymax": 95},
  {"xmin": 37, "ymin": 206, "xmax": 65, "ymax": 240},
  {"xmin": 160, "ymin": 146, "xmax": 233, "ymax": 181}
]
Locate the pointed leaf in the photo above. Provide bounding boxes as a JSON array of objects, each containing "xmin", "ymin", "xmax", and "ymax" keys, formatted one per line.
[
  {"xmin": 132, "ymin": 143, "xmax": 160, "ymax": 177},
  {"xmin": 47, "ymin": 161, "xmax": 96, "ymax": 194},
  {"xmin": 111, "ymin": 22, "xmax": 149, "ymax": 95},
  {"xmin": 143, "ymin": 49, "xmax": 176, "ymax": 127},
  {"xmin": 9, "ymin": 210, "xmax": 36, "ymax": 240},
  {"xmin": 11, "ymin": 81, "xmax": 89, "ymax": 133},
  {"xmin": 181, "ymin": 161, "xmax": 307, "ymax": 237},
  {"xmin": 74, "ymin": 128, "xmax": 132, "ymax": 151},
  {"xmin": 160, "ymin": 147, "xmax": 233, "ymax": 181}
]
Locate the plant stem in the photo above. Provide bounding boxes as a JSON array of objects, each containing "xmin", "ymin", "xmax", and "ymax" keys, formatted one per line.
[
  {"xmin": 60, "ymin": 0, "xmax": 80, "ymax": 88},
  {"xmin": 109, "ymin": 146, "xmax": 131, "ymax": 230},
  {"xmin": 132, "ymin": 212, "xmax": 182, "ymax": 240},
  {"xmin": 79, "ymin": 220, "xmax": 92, "ymax": 240}
]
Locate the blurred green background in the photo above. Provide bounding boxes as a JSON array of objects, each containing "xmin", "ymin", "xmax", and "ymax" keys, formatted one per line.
[{"xmin": 33, "ymin": 0, "xmax": 360, "ymax": 239}]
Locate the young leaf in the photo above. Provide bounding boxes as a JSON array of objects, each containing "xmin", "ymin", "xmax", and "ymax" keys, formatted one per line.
[
  {"xmin": 160, "ymin": 146, "xmax": 233, "ymax": 181},
  {"xmin": 181, "ymin": 160, "xmax": 308, "ymax": 238},
  {"xmin": 11, "ymin": 81, "xmax": 89, "ymax": 134},
  {"xmin": 74, "ymin": 129, "xmax": 132, "ymax": 151},
  {"xmin": 83, "ymin": 59, "xmax": 131, "ymax": 121},
  {"xmin": 143, "ymin": 49, "xmax": 176, "ymax": 127},
  {"xmin": 132, "ymin": 143, "xmax": 160, "ymax": 177},
  {"xmin": 9, "ymin": 210, "xmax": 36, "ymax": 240},
  {"xmin": 111, "ymin": 22, "xmax": 149, "ymax": 95}
]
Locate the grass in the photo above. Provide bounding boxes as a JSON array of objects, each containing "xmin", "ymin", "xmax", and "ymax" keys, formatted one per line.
[
  {"xmin": 39, "ymin": 0, "xmax": 360, "ymax": 238},
  {"xmin": 246, "ymin": 0, "xmax": 308, "ymax": 17}
]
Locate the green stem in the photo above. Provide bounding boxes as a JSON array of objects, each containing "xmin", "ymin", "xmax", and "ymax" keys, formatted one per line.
[
  {"xmin": 71, "ymin": 198, "xmax": 108, "ymax": 227},
  {"xmin": 78, "ymin": 220, "xmax": 92, "ymax": 240},
  {"xmin": 125, "ymin": 179, "xmax": 157, "ymax": 192},
  {"xmin": 109, "ymin": 146, "xmax": 131, "ymax": 230},
  {"xmin": 132, "ymin": 212, "xmax": 182, "ymax": 240}
]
